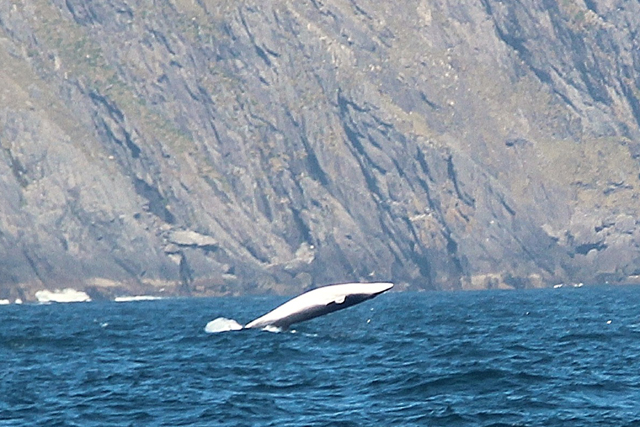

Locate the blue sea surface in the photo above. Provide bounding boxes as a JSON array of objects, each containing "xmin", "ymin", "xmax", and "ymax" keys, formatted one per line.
[{"xmin": 2, "ymin": 285, "xmax": 640, "ymax": 426}]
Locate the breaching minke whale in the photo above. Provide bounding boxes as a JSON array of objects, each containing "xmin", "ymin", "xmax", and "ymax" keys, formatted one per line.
[{"xmin": 205, "ymin": 282, "xmax": 394, "ymax": 333}]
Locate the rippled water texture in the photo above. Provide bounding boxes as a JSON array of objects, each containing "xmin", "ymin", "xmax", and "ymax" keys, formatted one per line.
[{"xmin": 2, "ymin": 286, "xmax": 640, "ymax": 426}]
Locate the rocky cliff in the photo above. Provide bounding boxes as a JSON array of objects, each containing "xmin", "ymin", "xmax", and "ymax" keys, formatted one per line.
[{"xmin": 1, "ymin": 0, "xmax": 639, "ymax": 301}]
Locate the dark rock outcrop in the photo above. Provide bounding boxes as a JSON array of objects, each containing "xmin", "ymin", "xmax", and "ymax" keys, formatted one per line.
[{"xmin": 1, "ymin": 0, "xmax": 639, "ymax": 300}]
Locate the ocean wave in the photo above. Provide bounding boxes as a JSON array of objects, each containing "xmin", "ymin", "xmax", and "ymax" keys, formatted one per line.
[
  {"xmin": 114, "ymin": 295, "xmax": 163, "ymax": 302},
  {"xmin": 35, "ymin": 288, "xmax": 91, "ymax": 303}
]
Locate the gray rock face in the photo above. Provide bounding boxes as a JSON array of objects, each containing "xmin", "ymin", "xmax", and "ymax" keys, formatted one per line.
[{"xmin": 1, "ymin": 0, "xmax": 639, "ymax": 300}]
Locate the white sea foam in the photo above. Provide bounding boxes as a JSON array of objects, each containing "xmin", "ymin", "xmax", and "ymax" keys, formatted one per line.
[
  {"xmin": 0, "ymin": 299, "xmax": 10, "ymax": 305},
  {"xmin": 204, "ymin": 317, "xmax": 244, "ymax": 333},
  {"xmin": 35, "ymin": 288, "xmax": 91, "ymax": 303},
  {"xmin": 114, "ymin": 295, "xmax": 163, "ymax": 302}
]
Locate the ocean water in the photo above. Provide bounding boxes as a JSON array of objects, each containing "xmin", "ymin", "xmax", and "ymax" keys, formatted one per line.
[{"xmin": 2, "ymin": 286, "xmax": 640, "ymax": 426}]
